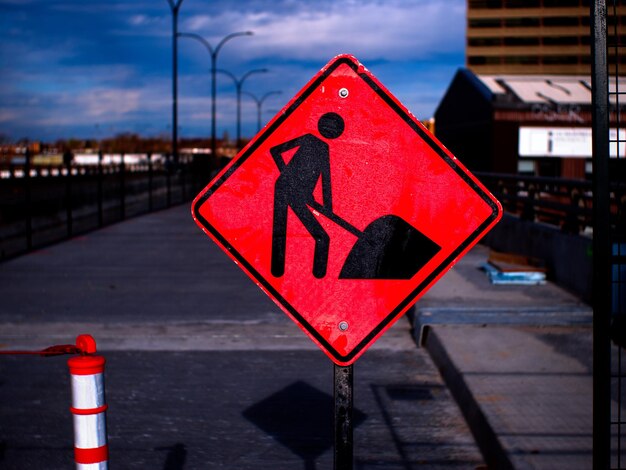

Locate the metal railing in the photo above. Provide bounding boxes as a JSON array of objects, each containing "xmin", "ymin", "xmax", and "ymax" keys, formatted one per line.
[
  {"xmin": 476, "ymin": 171, "xmax": 625, "ymax": 236},
  {"xmin": 0, "ymin": 150, "xmax": 211, "ymax": 262}
]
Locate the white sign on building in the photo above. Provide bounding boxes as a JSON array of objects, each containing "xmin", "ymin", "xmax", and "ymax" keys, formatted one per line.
[{"xmin": 519, "ymin": 127, "xmax": 624, "ymax": 158}]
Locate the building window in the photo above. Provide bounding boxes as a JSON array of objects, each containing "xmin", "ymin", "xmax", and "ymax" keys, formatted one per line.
[
  {"xmin": 504, "ymin": 17, "xmax": 541, "ymax": 28},
  {"xmin": 507, "ymin": 0, "xmax": 540, "ymax": 7},
  {"xmin": 468, "ymin": 56, "xmax": 502, "ymax": 65},
  {"xmin": 606, "ymin": 34, "xmax": 626, "ymax": 47},
  {"xmin": 607, "ymin": 55, "xmax": 626, "ymax": 64},
  {"xmin": 543, "ymin": 36, "xmax": 580, "ymax": 46},
  {"xmin": 469, "ymin": 0, "xmax": 542, "ymax": 6},
  {"xmin": 543, "ymin": 0, "xmax": 588, "ymax": 7},
  {"xmin": 504, "ymin": 56, "xmax": 540, "ymax": 65},
  {"xmin": 542, "ymin": 55, "xmax": 579, "ymax": 65},
  {"xmin": 504, "ymin": 37, "xmax": 541, "ymax": 46},
  {"xmin": 469, "ymin": 18, "xmax": 502, "ymax": 28},
  {"xmin": 468, "ymin": 0, "xmax": 503, "ymax": 8},
  {"xmin": 468, "ymin": 37, "xmax": 503, "ymax": 47},
  {"xmin": 543, "ymin": 17, "xmax": 580, "ymax": 27}
]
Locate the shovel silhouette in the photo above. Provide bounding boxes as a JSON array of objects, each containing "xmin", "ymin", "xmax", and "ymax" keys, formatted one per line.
[{"xmin": 306, "ymin": 199, "xmax": 441, "ymax": 279}]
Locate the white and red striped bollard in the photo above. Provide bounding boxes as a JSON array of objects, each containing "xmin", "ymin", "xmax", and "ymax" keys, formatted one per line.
[{"xmin": 68, "ymin": 335, "xmax": 108, "ymax": 469}]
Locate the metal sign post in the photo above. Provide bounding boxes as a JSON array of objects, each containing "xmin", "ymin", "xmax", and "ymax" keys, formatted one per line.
[{"xmin": 334, "ymin": 364, "xmax": 353, "ymax": 470}]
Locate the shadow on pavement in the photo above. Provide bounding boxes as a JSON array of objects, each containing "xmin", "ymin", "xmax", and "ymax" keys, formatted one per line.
[
  {"xmin": 155, "ymin": 443, "xmax": 187, "ymax": 470},
  {"xmin": 243, "ymin": 380, "xmax": 366, "ymax": 470}
]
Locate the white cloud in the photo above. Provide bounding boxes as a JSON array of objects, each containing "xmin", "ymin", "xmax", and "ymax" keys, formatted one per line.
[
  {"xmin": 0, "ymin": 110, "xmax": 18, "ymax": 123},
  {"xmin": 182, "ymin": 0, "xmax": 465, "ymax": 62},
  {"xmin": 80, "ymin": 89, "xmax": 142, "ymax": 118},
  {"xmin": 129, "ymin": 14, "xmax": 150, "ymax": 26}
]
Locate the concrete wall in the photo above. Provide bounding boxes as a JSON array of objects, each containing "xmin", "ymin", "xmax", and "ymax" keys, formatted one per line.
[{"xmin": 482, "ymin": 213, "xmax": 593, "ymax": 303}]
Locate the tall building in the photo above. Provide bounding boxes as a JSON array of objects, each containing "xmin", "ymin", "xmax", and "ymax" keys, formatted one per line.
[
  {"xmin": 431, "ymin": 0, "xmax": 626, "ymax": 179},
  {"xmin": 466, "ymin": 0, "xmax": 626, "ymax": 75}
]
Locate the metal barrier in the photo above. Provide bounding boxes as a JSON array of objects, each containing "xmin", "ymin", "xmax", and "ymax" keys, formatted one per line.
[
  {"xmin": 0, "ymin": 150, "xmax": 211, "ymax": 261},
  {"xmin": 476, "ymin": 171, "xmax": 625, "ymax": 236}
]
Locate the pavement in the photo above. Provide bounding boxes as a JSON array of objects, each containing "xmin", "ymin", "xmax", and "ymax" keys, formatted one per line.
[
  {"xmin": 0, "ymin": 203, "xmax": 482, "ymax": 470},
  {"xmin": 409, "ymin": 246, "xmax": 599, "ymax": 469},
  {"xmin": 0, "ymin": 202, "xmax": 609, "ymax": 469}
]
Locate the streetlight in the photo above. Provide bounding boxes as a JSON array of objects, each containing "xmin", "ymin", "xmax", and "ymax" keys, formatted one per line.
[
  {"xmin": 178, "ymin": 31, "xmax": 253, "ymax": 166},
  {"xmin": 243, "ymin": 90, "xmax": 282, "ymax": 133},
  {"xmin": 166, "ymin": 0, "xmax": 184, "ymax": 166},
  {"xmin": 217, "ymin": 68, "xmax": 268, "ymax": 149}
]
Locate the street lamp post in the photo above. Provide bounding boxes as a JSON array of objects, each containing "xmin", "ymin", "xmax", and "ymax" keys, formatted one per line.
[
  {"xmin": 178, "ymin": 31, "xmax": 252, "ymax": 166},
  {"xmin": 166, "ymin": 0, "xmax": 185, "ymax": 166},
  {"xmin": 242, "ymin": 90, "xmax": 282, "ymax": 133},
  {"xmin": 217, "ymin": 68, "xmax": 268, "ymax": 150}
]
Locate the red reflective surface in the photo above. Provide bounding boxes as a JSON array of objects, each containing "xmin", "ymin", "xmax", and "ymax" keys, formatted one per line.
[{"xmin": 193, "ymin": 55, "xmax": 501, "ymax": 365}]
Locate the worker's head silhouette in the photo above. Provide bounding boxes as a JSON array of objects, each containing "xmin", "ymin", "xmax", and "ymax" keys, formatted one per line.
[{"xmin": 318, "ymin": 112, "xmax": 344, "ymax": 139}]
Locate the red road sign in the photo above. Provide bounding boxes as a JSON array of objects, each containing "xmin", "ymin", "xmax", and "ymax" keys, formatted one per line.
[{"xmin": 192, "ymin": 55, "xmax": 502, "ymax": 365}]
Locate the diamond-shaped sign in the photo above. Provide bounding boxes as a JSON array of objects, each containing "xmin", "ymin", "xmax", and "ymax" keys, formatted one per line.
[{"xmin": 192, "ymin": 55, "xmax": 501, "ymax": 365}]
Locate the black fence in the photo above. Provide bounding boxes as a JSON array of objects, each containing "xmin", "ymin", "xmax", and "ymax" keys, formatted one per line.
[
  {"xmin": 476, "ymin": 171, "xmax": 625, "ymax": 236},
  {"xmin": 0, "ymin": 151, "xmax": 211, "ymax": 262},
  {"xmin": 593, "ymin": 1, "xmax": 626, "ymax": 469}
]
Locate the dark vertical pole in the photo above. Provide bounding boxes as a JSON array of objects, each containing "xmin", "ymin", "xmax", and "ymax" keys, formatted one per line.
[
  {"xmin": 64, "ymin": 150, "xmax": 73, "ymax": 238},
  {"xmin": 119, "ymin": 153, "xmax": 126, "ymax": 220},
  {"xmin": 24, "ymin": 149, "xmax": 32, "ymax": 251},
  {"xmin": 166, "ymin": 153, "xmax": 172, "ymax": 208},
  {"xmin": 211, "ymin": 54, "xmax": 217, "ymax": 172},
  {"xmin": 148, "ymin": 152, "xmax": 153, "ymax": 212},
  {"xmin": 97, "ymin": 150, "xmax": 103, "ymax": 228},
  {"xmin": 334, "ymin": 364, "xmax": 353, "ymax": 470},
  {"xmin": 181, "ymin": 153, "xmax": 187, "ymax": 200},
  {"xmin": 591, "ymin": 1, "xmax": 611, "ymax": 468},
  {"xmin": 236, "ymin": 83, "xmax": 242, "ymax": 151},
  {"xmin": 171, "ymin": 1, "xmax": 182, "ymax": 168},
  {"xmin": 256, "ymin": 90, "xmax": 281, "ymax": 134}
]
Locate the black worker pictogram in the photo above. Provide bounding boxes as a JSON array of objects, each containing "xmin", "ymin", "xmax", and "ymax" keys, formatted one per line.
[{"xmin": 270, "ymin": 112, "xmax": 441, "ymax": 280}]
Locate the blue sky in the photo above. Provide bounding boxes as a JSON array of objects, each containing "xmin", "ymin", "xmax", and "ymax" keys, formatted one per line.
[{"xmin": 0, "ymin": 0, "xmax": 465, "ymax": 142}]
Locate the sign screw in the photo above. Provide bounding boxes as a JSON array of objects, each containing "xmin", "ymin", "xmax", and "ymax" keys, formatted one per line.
[
  {"xmin": 339, "ymin": 88, "xmax": 349, "ymax": 98},
  {"xmin": 338, "ymin": 321, "xmax": 349, "ymax": 331}
]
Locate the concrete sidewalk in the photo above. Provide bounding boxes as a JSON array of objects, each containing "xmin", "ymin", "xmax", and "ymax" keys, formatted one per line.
[
  {"xmin": 410, "ymin": 245, "xmax": 598, "ymax": 469},
  {"xmin": 421, "ymin": 325, "xmax": 593, "ymax": 469}
]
